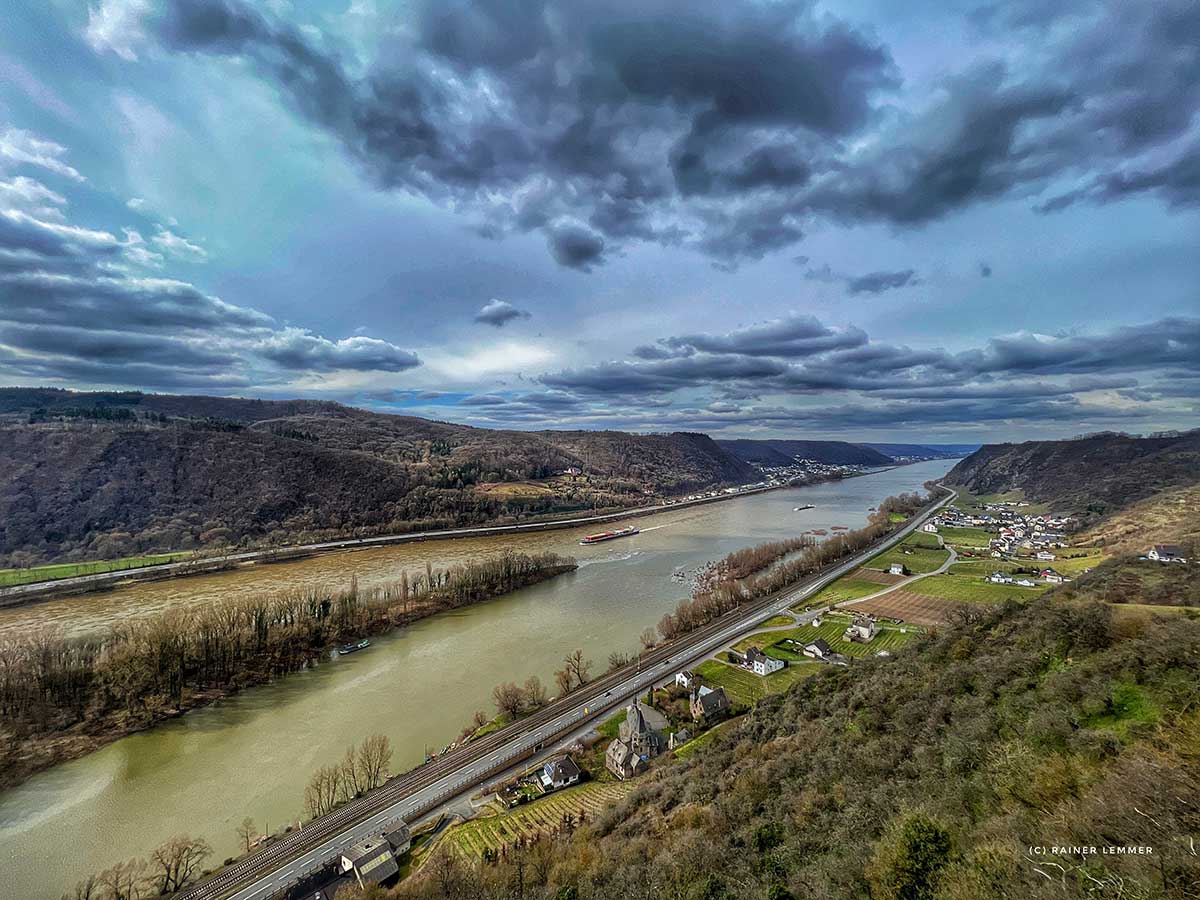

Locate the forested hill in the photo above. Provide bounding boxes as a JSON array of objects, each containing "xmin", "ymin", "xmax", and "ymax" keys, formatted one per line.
[
  {"xmin": 945, "ymin": 430, "xmax": 1200, "ymax": 520},
  {"xmin": 717, "ymin": 438, "xmax": 891, "ymax": 466},
  {"xmin": 0, "ymin": 388, "xmax": 756, "ymax": 566}
]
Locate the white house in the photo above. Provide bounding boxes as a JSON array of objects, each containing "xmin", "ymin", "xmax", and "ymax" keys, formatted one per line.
[
  {"xmin": 540, "ymin": 755, "xmax": 582, "ymax": 791},
  {"xmin": 989, "ymin": 571, "xmax": 1014, "ymax": 584},
  {"xmin": 844, "ymin": 616, "xmax": 878, "ymax": 643},
  {"xmin": 1015, "ymin": 578, "xmax": 1036, "ymax": 587},
  {"xmin": 802, "ymin": 638, "xmax": 833, "ymax": 659},
  {"xmin": 889, "ymin": 562, "xmax": 906, "ymax": 577},
  {"xmin": 921, "ymin": 522, "xmax": 939, "ymax": 534},
  {"xmin": 1148, "ymin": 544, "xmax": 1187, "ymax": 564},
  {"xmin": 1035, "ymin": 550, "xmax": 1057, "ymax": 561},
  {"xmin": 746, "ymin": 646, "xmax": 784, "ymax": 676},
  {"xmin": 1040, "ymin": 568, "xmax": 1068, "ymax": 583},
  {"xmin": 675, "ymin": 670, "xmax": 698, "ymax": 689}
]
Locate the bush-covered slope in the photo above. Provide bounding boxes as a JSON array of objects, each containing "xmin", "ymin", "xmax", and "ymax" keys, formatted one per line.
[
  {"xmin": 0, "ymin": 389, "xmax": 756, "ymax": 565},
  {"xmin": 946, "ymin": 430, "xmax": 1200, "ymax": 521},
  {"xmin": 399, "ymin": 597, "xmax": 1200, "ymax": 900}
]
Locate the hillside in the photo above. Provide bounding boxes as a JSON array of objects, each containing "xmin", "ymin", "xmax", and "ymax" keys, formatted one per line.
[
  {"xmin": 945, "ymin": 430, "xmax": 1200, "ymax": 525},
  {"xmin": 717, "ymin": 438, "xmax": 891, "ymax": 467},
  {"xmin": 0, "ymin": 389, "xmax": 756, "ymax": 566},
  {"xmin": 396, "ymin": 596, "xmax": 1200, "ymax": 900}
]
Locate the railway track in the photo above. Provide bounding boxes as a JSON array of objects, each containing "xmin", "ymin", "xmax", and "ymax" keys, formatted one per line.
[{"xmin": 180, "ymin": 487, "xmax": 953, "ymax": 900}]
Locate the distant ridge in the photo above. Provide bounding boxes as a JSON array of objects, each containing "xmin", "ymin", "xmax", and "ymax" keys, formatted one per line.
[
  {"xmin": 855, "ymin": 442, "xmax": 977, "ymax": 460},
  {"xmin": 716, "ymin": 438, "xmax": 891, "ymax": 467}
]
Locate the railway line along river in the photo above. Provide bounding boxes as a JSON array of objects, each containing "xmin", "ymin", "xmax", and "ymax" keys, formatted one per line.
[{"xmin": 0, "ymin": 460, "xmax": 952, "ymax": 899}]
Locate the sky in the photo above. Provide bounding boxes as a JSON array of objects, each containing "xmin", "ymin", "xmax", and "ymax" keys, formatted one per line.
[{"xmin": 0, "ymin": 0, "xmax": 1197, "ymax": 442}]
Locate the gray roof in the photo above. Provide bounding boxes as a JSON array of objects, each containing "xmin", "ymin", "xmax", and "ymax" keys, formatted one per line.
[{"xmin": 545, "ymin": 755, "xmax": 581, "ymax": 782}]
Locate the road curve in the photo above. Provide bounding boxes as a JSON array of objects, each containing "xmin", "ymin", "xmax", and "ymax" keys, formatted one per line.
[{"xmin": 178, "ymin": 485, "xmax": 956, "ymax": 900}]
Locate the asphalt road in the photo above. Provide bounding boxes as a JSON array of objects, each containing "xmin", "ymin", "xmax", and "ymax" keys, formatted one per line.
[{"xmin": 180, "ymin": 485, "xmax": 955, "ymax": 900}]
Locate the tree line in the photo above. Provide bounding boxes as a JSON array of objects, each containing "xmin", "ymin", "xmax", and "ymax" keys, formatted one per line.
[
  {"xmin": 657, "ymin": 492, "xmax": 930, "ymax": 641},
  {"xmin": 0, "ymin": 552, "xmax": 576, "ymax": 790},
  {"xmin": 304, "ymin": 733, "xmax": 394, "ymax": 819},
  {"xmin": 61, "ymin": 835, "xmax": 212, "ymax": 900}
]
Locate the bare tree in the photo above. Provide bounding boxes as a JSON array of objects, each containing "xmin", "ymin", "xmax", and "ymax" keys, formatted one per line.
[
  {"xmin": 471, "ymin": 709, "xmax": 488, "ymax": 730},
  {"xmin": 493, "ymin": 681, "xmax": 525, "ymax": 720},
  {"xmin": 150, "ymin": 835, "xmax": 212, "ymax": 894},
  {"xmin": 62, "ymin": 876, "xmax": 99, "ymax": 900},
  {"xmin": 358, "ymin": 733, "xmax": 393, "ymax": 790},
  {"xmin": 522, "ymin": 675, "xmax": 547, "ymax": 709},
  {"xmin": 236, "ymin": 817, "xmax": 258, "ymax": 855},
  {"xmin": 563, "ymin": 649, "xmax": 591, "ymax": 687},
  {"xmin": 304, "ymin": 764, "xmax": 342, "ymax": 819},
  {"xmin": 340, "ymin": 744, "xmax": 363, "ymax": 800},
  {"xmin": 554, "ymin": 667, "xmax": 573, "ymax": 696},
  {"xmin": 639, "ymin": 627, "xmax": 658, "ymax": 650},
  {"xmin": 607, "ymin": 651, "xmax": 631, "ymax": 672},
  {"xmin": 96, "ymin": 858, "xmax": 148, "ymax": 900},
  {"xmin": 426, "ymin": 846, "xmax": 464, "ymax": 899}
]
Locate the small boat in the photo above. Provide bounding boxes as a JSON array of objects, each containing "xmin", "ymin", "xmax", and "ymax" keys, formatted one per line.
[
  {"xmin": 337, "ymin": 638, "xmax": 371, "ymax": 655},
  {"xmin": 793, "ymin": 504, "xmax": 815, "ymax": 511},
  {"xmin": 832, "ymin": 525, "xmax": 849, "ymax": 531},
  {"xmin": 580, "ymin": 525, "xmax": 640, "ymax": 545}
]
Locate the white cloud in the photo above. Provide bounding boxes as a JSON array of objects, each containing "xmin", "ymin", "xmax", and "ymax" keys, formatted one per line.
[
  {"xmin": 84, "ymin": 0, "xmax": 152, "ymax": 62},
  {"xmin": 151, "ymin": 226, "xmax": 207, "ymax": 261},
  {"xmin": 0, "ymin": 129, "xmax": 84, "ymax": 181}
]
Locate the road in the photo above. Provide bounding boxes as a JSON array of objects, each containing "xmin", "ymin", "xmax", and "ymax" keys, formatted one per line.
[{"xmin": 178, "ymin": 485, "xmax": 955, "ymax": 900}]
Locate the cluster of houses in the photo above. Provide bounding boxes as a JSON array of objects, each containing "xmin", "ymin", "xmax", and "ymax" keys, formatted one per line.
[
  {"xmin": 753, "ymin": 458, "xmax": 873, "ymax": 485},
  {"xmin": 931, "ymin": 505, "xmax": 1074, "ymax": 561},
  {"xmin": 604, "ymin": 676, "xmax": 731, "ymax": 780}
]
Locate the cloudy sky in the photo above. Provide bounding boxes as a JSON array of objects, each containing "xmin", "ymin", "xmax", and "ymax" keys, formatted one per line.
[{"xmin": 1, "ymin": 0, "xmax": 1197, "ymax": 441}]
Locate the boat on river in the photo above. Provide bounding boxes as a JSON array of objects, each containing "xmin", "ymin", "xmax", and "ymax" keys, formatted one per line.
[
  {"xmin": 580, "ymin": 525, "xmax": 639, "ymax": 545},
  {"xmin": 794, "ymin": 504, "xmax": 815, "ymax": 511},
  {"xmin": 337, "ymin": 638, "xmax": 371, "ymax": 655}
]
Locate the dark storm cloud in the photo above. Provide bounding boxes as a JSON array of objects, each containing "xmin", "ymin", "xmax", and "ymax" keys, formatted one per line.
[
  {"xmin": 846, "ymin": 269, "xmax": 918, "ymax": 295},
  {"xmin": 654, "ymin": 314, "xmax": 867, "ymax": 358},
  {"xmin": 474, "ymin": 299, "xmax": 531, "ymax": 327},
  {"xmin": 538, "ymin": 315, "xmax": 1200, "ymax": 419},
  {"xmin": 122, "ymin": 1, "xmax": 1200, "ymax": 268},
  {"xmin": 0, "ymin": 159, "xmax": 421, "ymax": 387},
  {"xmin": 254, "ymin": 330, "xmax": 421, "ymax": 373}
]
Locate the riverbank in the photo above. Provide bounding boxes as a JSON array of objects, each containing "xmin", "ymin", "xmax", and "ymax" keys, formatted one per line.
[
  {"xmin": 0, "ymin": 468, "xmax": 899, "ymax": 607},
  {"xmin": 0, "ymin": 554, "xmax": 577, "ymax": 793},
  {"xmin": 0, "ymin": 461, "xmax": 955, "ymax": 900}
]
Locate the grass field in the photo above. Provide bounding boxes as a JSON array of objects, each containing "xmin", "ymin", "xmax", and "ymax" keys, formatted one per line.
[
  {"xmin": 866, "ymin": 539, "xmax": 950, "ymax": 575},
  {"xmin": 802, "ymin": 576, "xmax": 889, "ymax": 609},
  {"xmin": 904, "ymin": 531, "xmax": 943, "ymax": 549},
  {"xmin": 913, "ymin": 573, "xmax": 1048, "ymax": 603},
  {"xmin": 762, "ymin": 616, "xmax": 917, "ymax": 661},
  {"xmin": 695, "ymin": 658, "xmax": 820, "ymax": 705},
  {"xmin": 0, "ymin": 552, "xmax": 193, "ymax": 588},
  {"xmin": 447, "ymin": 782, "xmax": 634, "ymax": 859},
  {"xmin": 761, "ymin": 614, "xmax": 796, "ymax": 627},
  {"xmin": 937, "ymin": 526, "xmax": 996, "ymax": 548}
]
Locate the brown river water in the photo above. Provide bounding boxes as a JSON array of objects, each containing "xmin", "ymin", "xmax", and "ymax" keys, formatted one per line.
[{"xmin": 0, "ymin": 460, "xmax": 952, "ymax": 899}]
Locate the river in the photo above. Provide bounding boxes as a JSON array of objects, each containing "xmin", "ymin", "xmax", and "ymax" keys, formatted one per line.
[{"xmin": 0, "ymin": 460, "xmax": 952, "ymax": 899}]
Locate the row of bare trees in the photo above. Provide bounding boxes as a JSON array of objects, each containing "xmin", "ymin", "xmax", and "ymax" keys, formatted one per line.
[
  {"xmin": 0, "ymin": 552, "xmax": 574, "ymax": 788},
  {"xmin": 657, "ymin": 492, "xmax": 931, "ymax": 642},
  {"xmin": 303, "ymin": 733, "xmax": 394, "ymax": 819},
  {"xmin": 62, "ymin": 835, "xmax": 211, "ymax": 900}
]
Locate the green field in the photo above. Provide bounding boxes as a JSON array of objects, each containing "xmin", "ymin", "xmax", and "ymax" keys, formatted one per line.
[
  {"xmin": 866, "ymin": 538, "xmax": 950, "ymax": 575},
  {"xmin": 903, "ymin": 531, "xmax": 943, "ymax": 549},
  {"xmin": 801, "ymin": 576, "xmax": 887, "ymax": 609},
  {"xmin": 914, "ymin": 574, "xmax": 1048, "ymax": 603},
  {"xmin": 447, "ymin": 782, "xmax": 633, "ymax": 859},
  {"xmin": 761, "ymin": 614, "xmax": 796, "ymax": 628},
  {"xmin": 0, "ymin": 552, "xmax": 193, "ymax": 588},
  {"xmin": 758, "ymin": 616, "xmax": 917, "ymax": 661},
  {"xmin": 695, "ymin": 658, "xmax": 820, "ymax": 705},
  {"xmin": 948, "ymin": 558, "xmax": 1039, "ymax": 577},
  {"xmin": 938, "ymin": 526, "xmax": 996, "ymax": 548}
]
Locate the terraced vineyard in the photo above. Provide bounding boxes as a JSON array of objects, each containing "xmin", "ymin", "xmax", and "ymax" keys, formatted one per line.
[{"xmin": 447, "ymin": 782, "xmax": 634, "ymax": 859}]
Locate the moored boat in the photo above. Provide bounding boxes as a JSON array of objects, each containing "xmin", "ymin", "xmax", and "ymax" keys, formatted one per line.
[{"xmin": 338, "ymin": 638, "xmax": 371, "ymax": 655}]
